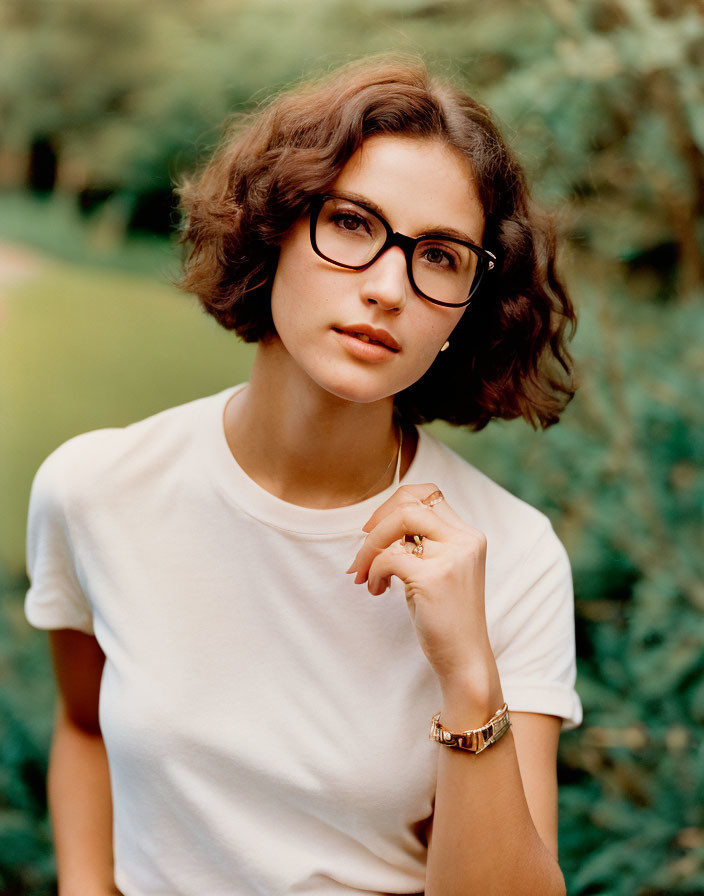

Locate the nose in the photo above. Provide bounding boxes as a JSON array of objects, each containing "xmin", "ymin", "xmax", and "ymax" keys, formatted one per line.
[{"xmin": 359, "ymin": 245, "xmax": 410, "ymax": 313}]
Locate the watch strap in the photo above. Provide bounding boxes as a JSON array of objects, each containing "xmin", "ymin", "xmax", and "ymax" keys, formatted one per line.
[{"xmin": 429, "ymin": 703, "xmax": 511, "ymax": 754}]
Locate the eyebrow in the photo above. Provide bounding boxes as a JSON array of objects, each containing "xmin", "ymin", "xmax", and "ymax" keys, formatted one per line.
[{"xmin": 327, "ymin": 190, "xmax": 483, "ymax": 246}]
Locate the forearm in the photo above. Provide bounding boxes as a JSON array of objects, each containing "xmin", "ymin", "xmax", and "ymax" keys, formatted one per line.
[
  {"xmin": 48, "ymin": 703, "xmax": 119, "ymax": 896},
  {"xmin": 425, "ymin": 656, "xmax": 566, "ymax": 896}
]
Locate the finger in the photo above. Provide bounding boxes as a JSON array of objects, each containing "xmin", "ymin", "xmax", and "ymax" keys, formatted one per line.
[
  {"xmin": 351, "ymin": 502, "xmax": 458, "ymax": 583},
  {"xmin": 362, "ymin": 482, "xmax": 466, "ymax": 532},
  {"xmin": 361, "ymin": 483, "xmax": 438, "ymax": 532},
  {"xmin": 365, "ymin": 540, "xmax": 426, "ymax": 596}
]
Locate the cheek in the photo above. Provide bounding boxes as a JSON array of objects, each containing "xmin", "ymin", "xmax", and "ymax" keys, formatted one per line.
[
  {"xmin": 400, "ymin": 315, "xmax": 461, "ymax": 387},
  {"xmin": 415, "ymin": 308, "xmax": 465, "ymax": 358},
  {"xmin": 270, "ymin": 219, "xmax": 344, "ymax": 324},
  {"xmin": 269, "ymin": 241, "xmax": 313, "ymax": 339},
  {"xmin": 269, "ymin": 269, "xmax": 293, "ymax": 337},
  {"xmin": 413, "ymin": 339, "xmax": 443, "ymax": 372}
]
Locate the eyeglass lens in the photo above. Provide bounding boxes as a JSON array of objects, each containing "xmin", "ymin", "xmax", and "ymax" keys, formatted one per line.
[{"xmin": 314, "ymin": 197, "xmax": 481, "ymax": 305}]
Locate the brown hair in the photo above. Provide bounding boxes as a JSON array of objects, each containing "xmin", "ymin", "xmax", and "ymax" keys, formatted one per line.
[{"xmin": 176, "ymin": 57, "xmax": 576, "ymax": 430}]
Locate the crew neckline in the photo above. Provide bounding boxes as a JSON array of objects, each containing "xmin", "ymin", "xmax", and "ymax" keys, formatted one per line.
[{"xmin": 202, "ymin": 384, "xmax": 428, "ymax": 535}]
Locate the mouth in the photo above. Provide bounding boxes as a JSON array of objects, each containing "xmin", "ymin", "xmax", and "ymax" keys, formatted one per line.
[{"xmin": 333, "ymin": 326, "xmax": 400, "ymax": 353}]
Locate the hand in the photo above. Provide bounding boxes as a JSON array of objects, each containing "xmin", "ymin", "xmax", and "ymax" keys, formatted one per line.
[{"xmin": 347, "ymin": 483, "xmax": 494, "ymax": 693}]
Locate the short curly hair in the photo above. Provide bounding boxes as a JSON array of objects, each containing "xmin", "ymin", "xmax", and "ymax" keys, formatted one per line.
[{"xmin": 176, "ymin": 57, "xmax": 576, "ymax": 430}]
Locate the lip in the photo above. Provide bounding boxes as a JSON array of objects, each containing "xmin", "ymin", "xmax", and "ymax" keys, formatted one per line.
[{"xmin": 333, "ymin": 324, "xmax": 401, "ymax": 352}]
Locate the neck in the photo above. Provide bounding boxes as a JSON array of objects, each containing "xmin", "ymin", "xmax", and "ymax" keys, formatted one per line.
[{"xmin": 222, "ymin": 341, "xmax": 412, "ymax": 509}]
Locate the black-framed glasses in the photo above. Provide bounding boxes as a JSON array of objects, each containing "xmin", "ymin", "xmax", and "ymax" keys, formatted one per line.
[{"xmin": 309, "ymin": 194, "xmax": 496, "ymax": 307}]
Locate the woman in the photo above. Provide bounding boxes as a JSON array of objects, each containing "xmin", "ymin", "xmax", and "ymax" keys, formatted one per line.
[{"xmin": 26, "ymin": 58, "xmax": 581, "ymax": 895}]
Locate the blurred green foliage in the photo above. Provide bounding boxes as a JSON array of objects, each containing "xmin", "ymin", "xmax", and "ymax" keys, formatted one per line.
[
  {"xmin": 1, "ymin": 0, "xmax": 703, "ymax": 894},
  {"xmin": 0, "ymin": 568, "xmax": 55, "ymax": 896}
]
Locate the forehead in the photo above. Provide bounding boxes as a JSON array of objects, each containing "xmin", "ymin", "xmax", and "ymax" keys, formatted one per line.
[{"xmin": 329, "ymin": 135, "xmax": 484, "ymax": 241}]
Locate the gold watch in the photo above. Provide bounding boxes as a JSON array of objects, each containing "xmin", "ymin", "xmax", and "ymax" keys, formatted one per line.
[{"xmin": 429, "ymin": 703, "xmax": 511, "ymax": 754}]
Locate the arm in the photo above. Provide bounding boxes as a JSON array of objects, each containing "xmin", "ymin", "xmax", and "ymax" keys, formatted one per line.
[
  {"xmin": 350, "ymin": 484, "xmax": 568, "ymax": 895},
  {"xmin": 426, "ymin": 696, "xmax": 565, "ymax": 894},
  {"xmin": 48, "ymin": 629, "xmax": 121, "ymax": 896}
]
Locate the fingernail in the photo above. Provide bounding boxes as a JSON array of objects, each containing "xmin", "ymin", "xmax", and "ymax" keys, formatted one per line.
[{"xmin": 345, "ymin": 563, "xmax": 357, "ymax": 574}]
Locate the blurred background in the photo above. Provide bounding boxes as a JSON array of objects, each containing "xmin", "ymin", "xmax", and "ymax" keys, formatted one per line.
[{"xmin": 1, "ymin": 0, "xmax": 702, "ymax": 893}]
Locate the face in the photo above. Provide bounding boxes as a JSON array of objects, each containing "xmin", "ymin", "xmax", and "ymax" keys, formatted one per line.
[{"xmin": 268, "ymin": 134, "xmax": 486, "ymax": 405}]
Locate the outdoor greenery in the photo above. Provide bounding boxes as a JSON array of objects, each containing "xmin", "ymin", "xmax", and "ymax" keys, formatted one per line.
[{"xmin": 1, "ymin": 1, "xmax": 702, "ymax": 894}]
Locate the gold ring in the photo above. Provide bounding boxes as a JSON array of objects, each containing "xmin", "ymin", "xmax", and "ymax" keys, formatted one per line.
[
  {"xmin": 412, "ymin": 535, "xmax": 424, "ymax": 557},
  {"xmin": 422, "ymin": 489, "xmax": 444, "ymax": 507}
]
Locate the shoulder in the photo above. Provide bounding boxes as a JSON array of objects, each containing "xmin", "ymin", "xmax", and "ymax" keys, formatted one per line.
[
  {"xmin": 414, "ymin": 427, "xmax": 557, "ymax": 555},
  {"xmin": 31, "ymin": 388, "xmax": 229, "ymax": 512}
]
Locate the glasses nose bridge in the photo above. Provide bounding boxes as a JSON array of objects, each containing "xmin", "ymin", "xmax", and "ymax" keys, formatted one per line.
[
  {"xmin": 383, "ymin": 229, "xmax": 416, "ymax": 267},
  {"xmin": 360, "ymin": 228, "xmax": 414, "ymax": 310}
]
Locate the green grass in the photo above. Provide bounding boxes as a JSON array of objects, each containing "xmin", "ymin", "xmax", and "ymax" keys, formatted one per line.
[{"xmin": 0, "ymin": 258, "xmax": 256, "ymax": 575}]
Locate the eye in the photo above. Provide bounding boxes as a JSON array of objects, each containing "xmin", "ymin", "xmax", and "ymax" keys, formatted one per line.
[
  {"xmin": 418, "ymin": 243, "xmax": 459, "ymax": 270},
  {"xmin": 330, "ymin": 210, "xmax": 372, "ymax": 235}
]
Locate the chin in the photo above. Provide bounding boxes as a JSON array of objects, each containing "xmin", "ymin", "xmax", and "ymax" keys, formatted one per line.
[{"xmin": 310, "ymin": 369, "xmax": 400, "ymax": 406}]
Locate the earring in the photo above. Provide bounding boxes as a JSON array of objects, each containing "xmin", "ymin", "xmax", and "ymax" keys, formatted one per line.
[{"xmin": 440, "ymin": 340, "xmax": 450, "ymax": 352}]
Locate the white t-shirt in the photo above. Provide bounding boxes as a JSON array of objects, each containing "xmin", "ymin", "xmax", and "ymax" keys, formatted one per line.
[{"xmin": 25, "ymin": 384, "xmax": 581, "ymax": 896}]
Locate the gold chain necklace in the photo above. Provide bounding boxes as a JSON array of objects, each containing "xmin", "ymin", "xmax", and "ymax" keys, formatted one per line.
[{"xmin": 347, "ymin": 424, "xmax": 403, "ymax": 505}]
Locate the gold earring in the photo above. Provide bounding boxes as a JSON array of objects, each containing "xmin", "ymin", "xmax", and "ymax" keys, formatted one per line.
[{"xmin": 440, "ymin": 340, "xmax": 450, "ymax": 352}]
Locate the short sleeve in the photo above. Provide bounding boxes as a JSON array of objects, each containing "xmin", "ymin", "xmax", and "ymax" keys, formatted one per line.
[
  {"xmin": 25, "ymin": 444, "xmax": 94, "ymax": 635},
  {"xmin": 494, "ymin": 524, "xmax": 582, "ymax": 730}
]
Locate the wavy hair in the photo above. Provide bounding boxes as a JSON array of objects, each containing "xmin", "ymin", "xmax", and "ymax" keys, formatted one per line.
[{"xmin": 176, "ymin": 58, "xmax": 576, "ymax": 429}]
